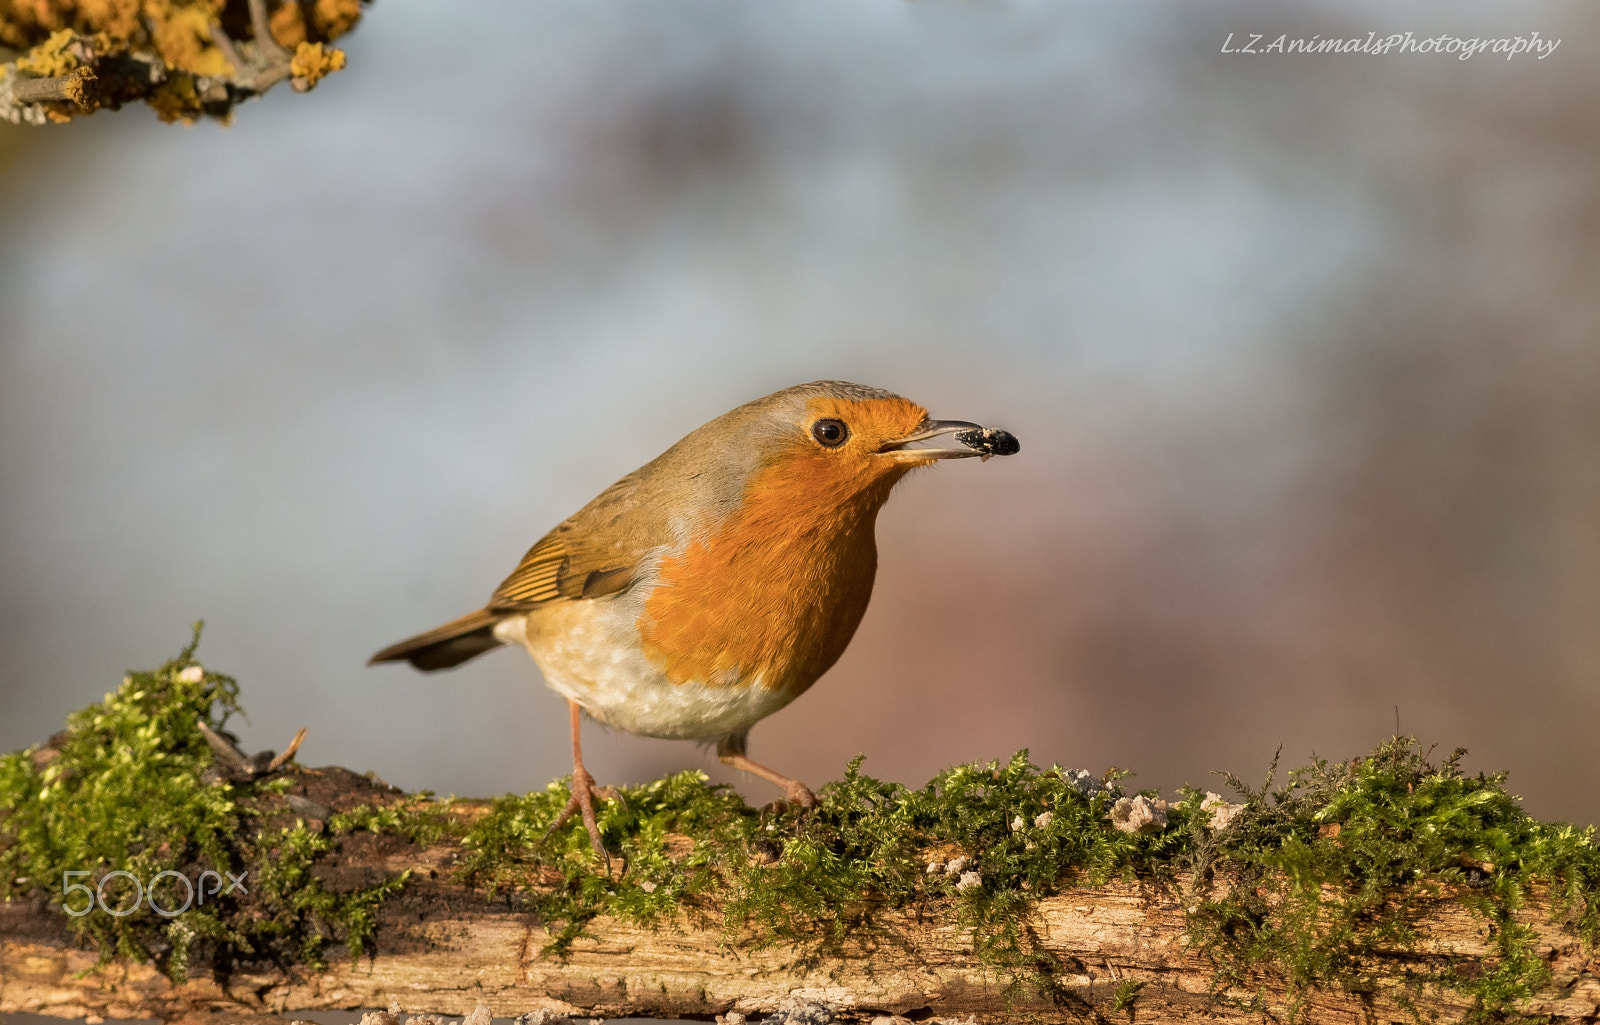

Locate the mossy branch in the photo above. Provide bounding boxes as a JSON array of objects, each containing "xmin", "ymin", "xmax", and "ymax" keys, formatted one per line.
[{"xmin": 3, "ymin": 638, "xmax": 1599, "ymax": 1023}]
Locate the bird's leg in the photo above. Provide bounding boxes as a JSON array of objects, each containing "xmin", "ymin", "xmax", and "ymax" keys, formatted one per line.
[
  {"xmin": 545, "ymin": 699, "xmax": 621, "ymax": 860},
  {"xmin": 716, "ymin": 734, "xmax": 817, "ymax": 809}
]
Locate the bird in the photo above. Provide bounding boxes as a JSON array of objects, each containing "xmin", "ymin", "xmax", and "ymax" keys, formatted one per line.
[{"xmin": 370, "ymin": 380, "xmax": 1019, "ymax": 855}]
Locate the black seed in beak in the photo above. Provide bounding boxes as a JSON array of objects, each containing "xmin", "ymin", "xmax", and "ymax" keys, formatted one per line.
[{"xmin": 955, "ymin": 427, "xmax": 1020, "ymax": 457}]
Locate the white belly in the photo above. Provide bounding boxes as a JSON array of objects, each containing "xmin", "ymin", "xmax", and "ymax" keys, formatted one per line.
[{"xmin": 493, "ymin": 600, "xmax": 799, "ymax": 740}]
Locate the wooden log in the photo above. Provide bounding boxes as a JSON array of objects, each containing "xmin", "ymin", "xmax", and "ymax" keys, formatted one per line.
[
  {"xmin": 5, "ymin": 830, "xmax": 1598, "ymax": 1025},
  {"xmin": 5, "ymin": 673, "xmax": 1596, "ymax": 1025}
]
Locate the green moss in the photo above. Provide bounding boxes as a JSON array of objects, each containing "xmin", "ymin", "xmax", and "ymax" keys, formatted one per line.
[
  {"xmin": 1182, "ymin": 739, "xmax": 1600, "ymax": 1022},
  {"xmin": 461, "ymin": 742, "xmax": 1597, "ymax": 1019},
  {"xmin": 456, "ymin": 768, "xmax": 754, "ymax": 952},
  {"xmin": 0, "ymin": 626, "xmax": 416, "ymax": 980},
  {"xmin": 329, "ymin": 800, "xmax": 453, "ymax": 849},
  {"xmin": 247, "ymin": 821, "xmax": 411, "ymax": 969},
  {"xmin": 5, "ymin": 635, "xmax": 1597, "ymax": 1020},
  {"xmin": 1111, "ymin": 977, "xmax": 1144, "ymax": 1015},
  {"xmin": 459, "ymin": 752, "xmax": 1179, "ymax": 1000}
]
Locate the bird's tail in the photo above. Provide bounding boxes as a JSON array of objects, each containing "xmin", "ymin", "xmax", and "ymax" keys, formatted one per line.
[{"xmin": 369, "ymin": 608, "xmax": 504, "ymax": 671}]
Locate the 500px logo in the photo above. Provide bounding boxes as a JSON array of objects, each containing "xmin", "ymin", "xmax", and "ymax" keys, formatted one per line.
[{"xmin": 62, "ymin": 869, "xmax": 248, "ymax": 918}]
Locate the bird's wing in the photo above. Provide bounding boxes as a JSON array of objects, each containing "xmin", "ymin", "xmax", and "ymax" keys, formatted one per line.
[
  {"xmin": 487, "ymin": 470, "xmax": 667, "ymax": 611},
  {"xmin": 487, "ymin": 532, "xmax": 572, "ymax": 608}
]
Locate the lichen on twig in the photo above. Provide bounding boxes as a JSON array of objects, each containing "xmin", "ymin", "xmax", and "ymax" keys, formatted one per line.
[{"xmin": 0, "ymin": 0, "xmax": 368, "ymax": 126}]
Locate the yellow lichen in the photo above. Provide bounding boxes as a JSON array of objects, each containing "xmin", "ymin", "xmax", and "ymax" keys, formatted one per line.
[
  {"xmin": 270, "ymin": 0, "xmax": 307, "ymax": 48},
  {"xmin": 7, "ymin": 0, "xmax": 69, "ymax": 34},
  {"xmin": 147, "ymin": 72, "xmax": 203, "ymax": 123},
  {"xmin": 61, "ymin": 65, "xmax": 96, "ymax": 106},
  {"xmin": 309, "ymin": 0, "xmax": 360, "ymax": 39},
  {"xmin": 3, "ymin": 0, "xmax": 367, "ymax": 124},
  {"xmin": 288, "ymin": 39, "xmax": 343, "ymax": 89},
  {"xmin": 70, "ymin": 0, "xmax": 143, "ymax": 43},
  {"xmin": 147, "ymin": 2, "xmax": 234, "ymax": 78},
  {"xmin": 14, "ymin": 27, "xmax": 79, "ymax": 76}
]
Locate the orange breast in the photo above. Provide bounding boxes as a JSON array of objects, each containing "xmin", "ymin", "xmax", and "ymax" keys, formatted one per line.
[{"xmin": 638, "ymin": 452, "xmax": 909, "ymax": 695}]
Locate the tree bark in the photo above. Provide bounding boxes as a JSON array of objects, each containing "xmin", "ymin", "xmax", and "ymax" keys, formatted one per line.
[{"xmin": 4, "ymin": 817, "xmax": 1598, "ymax": 1025}]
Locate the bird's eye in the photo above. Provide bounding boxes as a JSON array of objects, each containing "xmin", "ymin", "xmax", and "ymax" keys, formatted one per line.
[{"xmin": 811, "ymin": 418, "xmax": 849, "ymax": 448}]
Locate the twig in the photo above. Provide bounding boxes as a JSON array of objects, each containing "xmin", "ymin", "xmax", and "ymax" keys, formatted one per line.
[
  {"xmin": 11, "ymin": 76, "xmax": 70, "ymax": 104},
  {"xmin": 247, "ymin": 0, "xmax": 290, "ymax": 62},
  {"xmin": 267, "ymin": 726, "xmax": 309, "ymax": 770},
  {"xmin": 8, "ymin": 68, "xmax": 97, "ymax": 108},
  {"xmin": 197, "ymin": 717, "xmax": 306, "ymax": 779},
  {"xmin": 196, "ymin": 718, "xmax": 252, "ymax": 773},
  {"xmin": 208, "ymin": 24, "xmax": 245, "ymax": 76}
]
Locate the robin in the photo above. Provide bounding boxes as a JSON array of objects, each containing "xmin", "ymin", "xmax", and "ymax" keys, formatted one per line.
[{"xmin": 370, "ymin": 380, "xmax": 1018, "ymax": 855}]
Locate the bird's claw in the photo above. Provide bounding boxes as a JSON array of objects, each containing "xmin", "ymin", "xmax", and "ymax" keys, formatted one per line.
[
  {"xmin": 546, "ymin": 767, "xmax": 620, "ymax": 865},
  {"xmin": 758, "ymin": 782, "xmax": 818, "ymax": 821}
]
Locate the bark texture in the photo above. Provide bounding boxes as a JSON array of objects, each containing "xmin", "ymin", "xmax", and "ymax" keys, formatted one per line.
[{"xmin": 4, "ymin": 848, "xmax": 1598, "ymax": 1024}]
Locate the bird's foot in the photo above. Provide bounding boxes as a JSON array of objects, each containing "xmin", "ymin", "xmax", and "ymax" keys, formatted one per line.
[
  {"xmin": 715, "ymin": 746, "xmax": 817, "ymax": 814},
  {"xmin": 759, "ymin": 781, "xmax": 818, "ymax": 818},
  {"xmin": 546, "ymin": 766, "xmax": 623, "ymax": 862}
]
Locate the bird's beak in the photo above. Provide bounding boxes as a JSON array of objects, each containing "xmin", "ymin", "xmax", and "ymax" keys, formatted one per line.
[{"xmin": 878, "ymin": 419, "xmax": 1020, "ymax": 463}]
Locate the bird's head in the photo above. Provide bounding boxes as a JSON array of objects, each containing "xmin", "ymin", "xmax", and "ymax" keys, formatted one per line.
[{"xmin": 733, "ymin": 380, "xmax": 1019, "ymax": 516}]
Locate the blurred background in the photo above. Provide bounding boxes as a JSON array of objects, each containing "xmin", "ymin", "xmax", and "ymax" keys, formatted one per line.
[{"xmin": 2, "ymin": 0, "xmax": 1597, "ymax": 824}]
